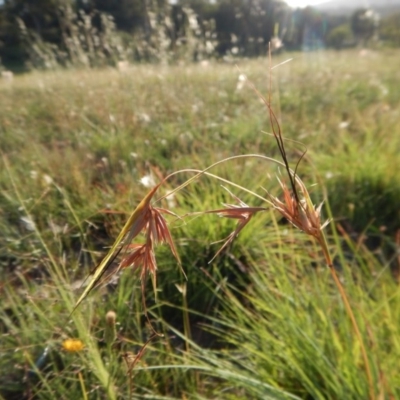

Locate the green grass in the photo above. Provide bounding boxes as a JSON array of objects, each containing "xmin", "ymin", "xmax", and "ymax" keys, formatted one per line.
[{"xmin": 1, "ymin": 49, "xmax": 400, "ymax": 399}]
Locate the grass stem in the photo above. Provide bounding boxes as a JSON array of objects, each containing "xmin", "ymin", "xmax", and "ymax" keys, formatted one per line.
[{"xmin": 318, "ymin": 233, "xmax": 374, "ymax": 399}]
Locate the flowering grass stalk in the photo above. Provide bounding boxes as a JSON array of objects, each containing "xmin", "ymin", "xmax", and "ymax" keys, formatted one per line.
[
  {"xmin": 253, "ymin": 57, "xmax": 375, "ymax": 398},
  {"xmin": 71, "ymin": 184, "xmax": 181, "ymax": 314},
  {"xmin": 69, "ymin": 58, "xmax": 375, "ymax": 398}
]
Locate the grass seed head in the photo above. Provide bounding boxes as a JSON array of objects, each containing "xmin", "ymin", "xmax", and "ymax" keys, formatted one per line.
[
  {"xmin": 205, "ymin": 190, "xmax": 266, "ymax": 262},
  {"xmin": 120, "ymin": 242, "xmax": 157, "ymax": 280},
  {"xmin": 106, "ymin": 310, "xmax": 117, "ymax": 327},
  {"xmin": 270, "ymin": 178, "xmax": 330, "ymax": 239}
]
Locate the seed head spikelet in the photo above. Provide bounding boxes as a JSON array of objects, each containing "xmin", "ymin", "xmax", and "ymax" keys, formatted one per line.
[
  {"xmin": 120, "ymin": 241, "xmax": 157, "ymax": 280},
  {"xmin": 71, "ymin": 184, "xmax": 160, "ymax": 314},
  {"xmin": 148, "ymin": 207, "xmax": 181, "ymax": 263},
  {"xmin": 268, "ymin": 177, "xmax": 330, "ymax": 239},
  {"xmin": 196, "ymin": 188, "xmax": 267, "ymax": 262}
]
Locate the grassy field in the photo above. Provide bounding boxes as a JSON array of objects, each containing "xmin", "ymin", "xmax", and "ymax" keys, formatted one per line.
[{"xmin": 1, "ymin": 49, "xmax": 400, "ymax": 399}]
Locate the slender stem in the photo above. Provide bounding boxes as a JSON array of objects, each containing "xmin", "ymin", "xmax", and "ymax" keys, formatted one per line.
[
  {"xmin": 318, "ymin": 234, "xmax": 374, "ymax": 400},
  {"xmin": 155, "ymin": 153, "xmax": 291, "ymax": 204}
]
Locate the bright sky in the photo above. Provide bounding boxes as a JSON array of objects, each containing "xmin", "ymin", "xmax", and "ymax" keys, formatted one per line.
[{"xmin": 285, "ymin": 0, "xmax": 329, "ymax": 8}]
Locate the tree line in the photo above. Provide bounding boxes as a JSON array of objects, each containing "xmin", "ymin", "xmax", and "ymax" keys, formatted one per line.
[{"xmin": 0, "ymin": 0, "xmax": 398, "ymax": 70}]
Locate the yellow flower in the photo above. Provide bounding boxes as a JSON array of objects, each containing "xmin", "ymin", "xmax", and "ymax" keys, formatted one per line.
[{"xmin": 62, "ymin": 338, "xmax": 84, "ymax": 352}]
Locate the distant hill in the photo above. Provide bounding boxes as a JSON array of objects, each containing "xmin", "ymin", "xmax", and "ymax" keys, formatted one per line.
[{"xmin": 314, "ymin": 0, "xmax": 400, "ymax": 16}]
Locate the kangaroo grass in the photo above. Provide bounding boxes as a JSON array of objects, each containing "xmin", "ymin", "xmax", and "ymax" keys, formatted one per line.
[
  {"xmin": 65, "ymin": 59, "xmax": 378, "ymax": 398},
  {"xmin": 252, "ymin": 60, "xmax": 375, "ymax": 398}
]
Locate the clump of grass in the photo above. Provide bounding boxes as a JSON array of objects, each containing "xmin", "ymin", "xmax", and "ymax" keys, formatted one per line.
[{"xmin": 198, "ymin": 240, "xmax": 400, "ymax": 399}]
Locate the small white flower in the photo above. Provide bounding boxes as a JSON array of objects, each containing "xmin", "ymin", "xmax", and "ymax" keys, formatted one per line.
[
  {"xmin": 236, "ymin": 73, "xmax": 247, "ymax": 91},
  {"xmin": 43, "ymin": 174, "xmax": 53, "ymax": 185},
  {"xmin": 325, "ymin": 171, "xmax": 334, "ymax": 179},
  {"xmin": 140, "ymin": 174, "xmax": 156, "ymax": 188},
  {"xmin": 20, "ymin": 216, "xmax": 36, "ymax": 231},
  {"xmin": 139, "ymin": 113, "xmax": 151, "ymax": 123},
  {"xmin": 101, "ymin": 157, "xmax": 109, "ymax": 168},
  {"xmin": 49, "ymin": 220, "xmax": 63, "ymax": 235},
  {"xmin": 164, "ymin": 190, "xmax": 176, "ymax": 208},
  {"xmin": 30, "ymin": 170, "xmax": 38, "ymax": 180}
]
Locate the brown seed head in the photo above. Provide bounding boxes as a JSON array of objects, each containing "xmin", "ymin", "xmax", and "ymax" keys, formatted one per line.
[
  {"xmin": 106, "ymin": 310, "xmax": 117, "ymax": 327},
  {"xmin": 270, "ymin": 178, "xmax": 330, "ymax": 239}
]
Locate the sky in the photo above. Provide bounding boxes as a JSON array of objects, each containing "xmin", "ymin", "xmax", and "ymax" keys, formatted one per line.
[{"xmin": 285, "ymin": 0, "xmax": 330, "ymax": 8}]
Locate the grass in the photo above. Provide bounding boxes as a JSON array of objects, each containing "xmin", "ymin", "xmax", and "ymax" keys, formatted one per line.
[{"xmin": 1, "ymin": 49, "xmax": 400, "ymax": 399}]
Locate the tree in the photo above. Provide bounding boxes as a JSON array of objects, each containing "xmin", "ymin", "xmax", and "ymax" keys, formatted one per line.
[
  {"xmin": 0, "ymin": 0, "xmax": 63, "ymax": 67},
  {"xmin": 90, "ymin": 0, "xmax": 144, "ymax": 32},
  {"xmin": 213, "ymin": 0, "xmax": 288, "ymax": 57},
  {"xmin": 0, "ymin": 0, "xmax": 291, "ymax": 67},
  {"xmin": 326, "ymin": 23, "xmax": 353, "ymax": 49},
  {"xmin": 379, "ymin": 12, "xmax": 400, "ymax": 47},
  {"xmin": 351, "ymin": 8, "xmax": 378, "ymax": 47}
]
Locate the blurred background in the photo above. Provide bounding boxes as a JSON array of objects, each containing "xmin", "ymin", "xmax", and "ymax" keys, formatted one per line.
[{"xmin": 0, "ymin": 0, "xmax": 399, "ymax": 70}]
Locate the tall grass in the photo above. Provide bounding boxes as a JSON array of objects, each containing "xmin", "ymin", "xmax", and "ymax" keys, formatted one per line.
[{"xmin": 1, "ymin": 49, "xmax": 400, "ymax": 399}]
